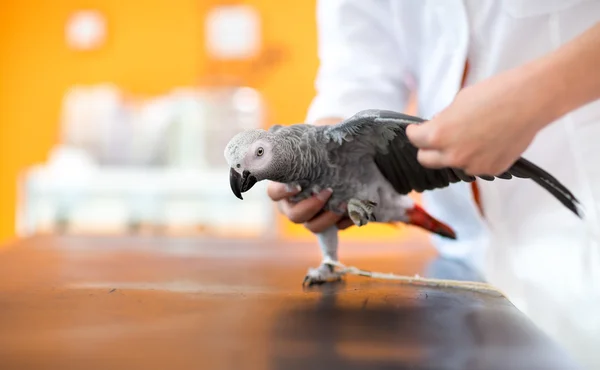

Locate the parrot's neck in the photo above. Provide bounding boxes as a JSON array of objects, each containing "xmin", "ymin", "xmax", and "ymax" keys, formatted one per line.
[{"xmin": 275, "ymin": 132, "xmax": 328, "ymax": 183}]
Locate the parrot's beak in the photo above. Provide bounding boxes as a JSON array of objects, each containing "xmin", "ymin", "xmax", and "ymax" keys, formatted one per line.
[{"xmin": 229, "ymin": 168, "xmax": 257, "ymax": 200}]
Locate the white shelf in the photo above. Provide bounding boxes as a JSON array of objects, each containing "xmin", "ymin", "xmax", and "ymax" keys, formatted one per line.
[
  {"xmin": 16, "ymin": 163, "xmax": 275, "ymax": 239},
  {"xmin": 18, "ymin": 83, "xmax": 273, "ymax": 239}
]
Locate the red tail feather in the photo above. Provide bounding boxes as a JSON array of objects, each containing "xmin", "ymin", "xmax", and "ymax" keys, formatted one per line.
[{"xmin": 404, "ymin": 204, "xmax": 457, "ymax": 239}]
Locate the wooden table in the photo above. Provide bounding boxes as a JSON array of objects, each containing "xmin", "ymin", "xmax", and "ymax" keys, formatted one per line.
[{"xmin": 0, "ymin": 235, "xmax": 581, "ymax": 370}]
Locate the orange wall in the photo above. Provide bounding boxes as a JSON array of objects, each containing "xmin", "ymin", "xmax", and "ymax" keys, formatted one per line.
[
  {"xmin": 0, "ymin": 0, "xmax": 213, "ymax": 242},
  {"xmin": 0, "ymin": 0, "xmax": 324, "ymax": 242},
  {"xmin": 0, "ymin": 0, "xmax": 412, "ymax": 243}
]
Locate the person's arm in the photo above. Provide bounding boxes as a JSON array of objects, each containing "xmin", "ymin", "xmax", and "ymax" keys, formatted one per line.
[
  {"xmin": 406, "ymin": 22, "xmax": 600, "ymax": 176},
  {"xmin": 306, "ymin": 0, "xmax": 411, "ymax": 124},
  {"xmin": 267, "ymin": 0, "xmax": 411, "ymax": 233},
  {"xmin": 544, "ymin": 22, "xmax": 600, "ymax": 120}
]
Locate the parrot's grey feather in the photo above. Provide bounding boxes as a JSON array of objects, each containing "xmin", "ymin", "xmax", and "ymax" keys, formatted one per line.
[
  {"xmin": 268, "ymin": 124, "xmax": 283, "ymax": 132},
  {"xmin": 323, "ymin": 109, "xmax": 583, "ymax": 217}
]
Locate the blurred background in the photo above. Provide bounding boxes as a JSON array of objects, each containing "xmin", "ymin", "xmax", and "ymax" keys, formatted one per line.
[{"xmin": 0, "ymin": 0, "xmax": 425, "ymax": 246}]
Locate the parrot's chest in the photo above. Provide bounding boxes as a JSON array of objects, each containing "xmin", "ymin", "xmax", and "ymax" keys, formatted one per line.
[{"xmin": 288, "ymin": 158, "xmax": 383, "ymax": 214}]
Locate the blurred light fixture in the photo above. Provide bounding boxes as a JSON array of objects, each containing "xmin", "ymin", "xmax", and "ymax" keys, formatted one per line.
[
  {"xmin": 205, "ymin": 5, "xmax": 261, "ymax": 60},
  {"xmin": 65, "ymin": 10, "xmax": 106, "ymax": 51}
]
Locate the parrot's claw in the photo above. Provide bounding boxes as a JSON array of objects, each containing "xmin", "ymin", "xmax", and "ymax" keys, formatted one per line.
[
  {"xmin": 348, "ymin": 199, "xmax": 377, "ymax": 227},
  {"xmin": 302, "ymin": 263, "xmax": 344, "ymax": 287}
]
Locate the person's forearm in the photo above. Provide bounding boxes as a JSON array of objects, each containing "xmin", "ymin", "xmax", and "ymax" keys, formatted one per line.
[
  {"xmin": 527, "ymin": 22, "xmax": 600, "ymax": 127},
  {"xmin": 404, "ymin": 22, "xmax": 600, "ymax": 175}
]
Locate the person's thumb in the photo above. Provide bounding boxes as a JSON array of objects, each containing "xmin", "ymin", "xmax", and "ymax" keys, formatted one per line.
[
  {"xmin": 406, "ymin": 122, "xmax": 434, "ymax": 149},
  {"xmin": 267, "ymin": 181, "xmax": 300, "ymax": 201}
]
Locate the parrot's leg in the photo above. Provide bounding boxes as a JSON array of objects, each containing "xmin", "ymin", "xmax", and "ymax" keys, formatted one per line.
[
  {"xmin": 302, "ymin": 225, "xmax": 344, "ymax": 286},
  {"xmin": 347, "ymin": 198, "xmax": 377, "ymax": 227}
]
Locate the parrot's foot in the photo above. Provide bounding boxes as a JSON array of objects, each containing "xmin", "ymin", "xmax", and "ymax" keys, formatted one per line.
[
  {"xmin": 302, "ymin": 263, "xmax": 344, "ymax": 287},
  {"xmin": 348, "ymin": 199, "xmax": 377, "ymax": 227}
]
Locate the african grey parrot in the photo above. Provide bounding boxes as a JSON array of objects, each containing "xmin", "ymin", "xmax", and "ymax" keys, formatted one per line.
[{"xmin": 224, "ymin": 109, "xmax": 583, "ymax": 286}]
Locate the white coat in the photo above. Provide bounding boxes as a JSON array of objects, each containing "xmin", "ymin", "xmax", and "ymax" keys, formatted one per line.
[{"xmin": 305, "ymin": 1, "xmax": 600, "ymax": 368}]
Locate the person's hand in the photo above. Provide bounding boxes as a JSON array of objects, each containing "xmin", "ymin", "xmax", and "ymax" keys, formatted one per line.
[
  {"xmin": 406, "ymin": 64, "xmax": 552, "ymax": 176},
  {"xmin": 266, "ymin": 182, "xmax": 354, "ymax": 233}
]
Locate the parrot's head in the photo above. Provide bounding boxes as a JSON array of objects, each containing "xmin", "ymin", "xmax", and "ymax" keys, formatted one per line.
[{"xmin": 224, "ymin": 128, "xmax": 282, "ymax": 200}]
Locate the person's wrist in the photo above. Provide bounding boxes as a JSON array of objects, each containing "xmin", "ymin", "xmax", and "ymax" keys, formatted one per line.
[{"xmin": 521, "ymin": 54, "xmax": 575, "ymax": 131}]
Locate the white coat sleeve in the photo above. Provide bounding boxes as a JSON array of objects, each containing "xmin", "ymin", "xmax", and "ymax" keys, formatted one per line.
[{"xmin": 306, "ymin": 0, "xmax": 411, "ymax": 123}]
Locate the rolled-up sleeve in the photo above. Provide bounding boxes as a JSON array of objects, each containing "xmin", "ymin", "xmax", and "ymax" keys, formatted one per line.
[{"xmin": 306, "ymin": 0, "xmax": 411, "ymax": 123}]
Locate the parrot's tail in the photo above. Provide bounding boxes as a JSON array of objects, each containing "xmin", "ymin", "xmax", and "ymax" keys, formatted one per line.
[
  {"xmin": 396, "ymin": 204, "xmax": 457, "ymax": 240},
  {"xmin": 511, "ymin": 158, "xmax": 584, "ymax": 218}
]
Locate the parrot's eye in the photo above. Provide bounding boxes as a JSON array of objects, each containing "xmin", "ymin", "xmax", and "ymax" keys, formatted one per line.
[{"xmin": 256, "ymin": 147, "xmax": 264, "ymax": 156}]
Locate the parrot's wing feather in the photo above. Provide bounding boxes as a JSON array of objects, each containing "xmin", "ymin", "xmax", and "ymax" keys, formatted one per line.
[
  {"xmin": 323, "ymin": 109, "xmax": 482, "ymax": 194},
  {"xmin": 268, "ymin": 124, "xmax": 285, "ymax": 133},
  {"xmin": 322, "ymin": 109, "xmax": 582, "ymax": 217}
]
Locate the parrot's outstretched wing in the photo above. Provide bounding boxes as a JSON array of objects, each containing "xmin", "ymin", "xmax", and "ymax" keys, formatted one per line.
[
  {"xmin": 322, "ymin": 109, "xmax": 583, "ymax": 218},
  {"xmin": 322, "ymin": 109, "xmax": 505, "ymax": 192}
]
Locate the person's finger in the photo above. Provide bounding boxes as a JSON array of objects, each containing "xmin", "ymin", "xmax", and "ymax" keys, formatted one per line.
[
  {"xmin": 304, "ymin": 211, "xmax": 345, "ymax": 233},
  {"xmin": 406, "ymin": 123, "xmax": 433, "ymax": 148},
  {"xmin": 406, "ymin": 122, "xmax": 444, "ymax": 150},
  {"xmin": 416, "ymin": 149, "xmax": 448, "ymax": 169},
  {"xmin": 267, "ymin": 181, "xmax": 301, "ymax": 201},
  {"xmin": 336, "ymin": 217, "xmax": 354, "ymax": 230},
  {"xmin": 282, "ymin": 188, "xmax": 333, "ymax": 224}
]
